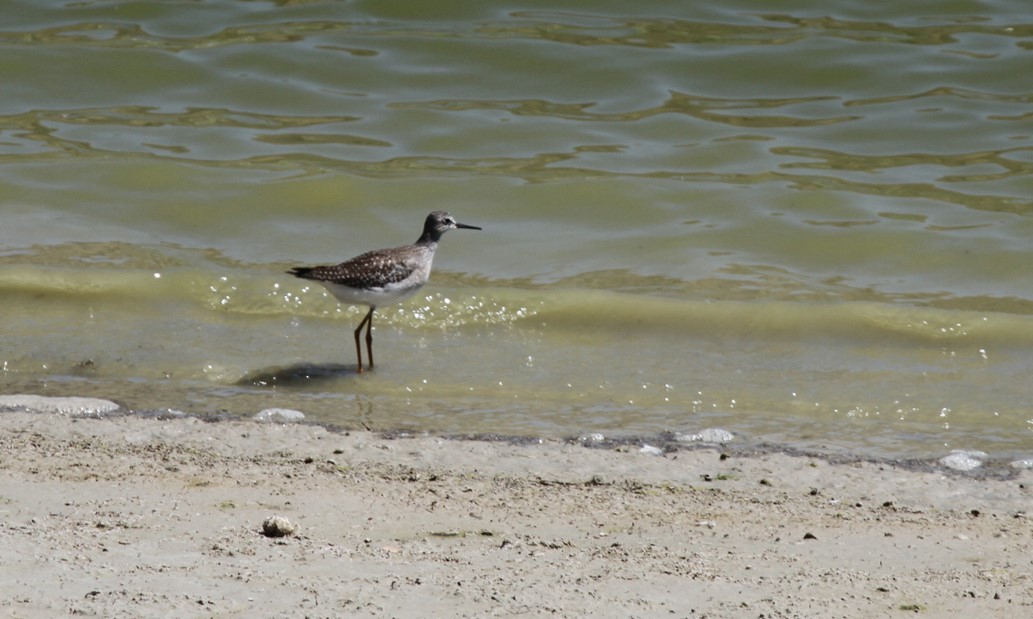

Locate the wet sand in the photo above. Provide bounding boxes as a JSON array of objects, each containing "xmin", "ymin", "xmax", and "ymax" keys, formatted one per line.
[{"xmin": 1, "ymin": 408, "xmax": 1031, "ymax": 618}]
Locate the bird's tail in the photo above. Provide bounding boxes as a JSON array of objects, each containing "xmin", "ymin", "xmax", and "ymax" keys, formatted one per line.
[{"xmin": 287, "ymin": 266, "xmax": 316, "ymax": 278}]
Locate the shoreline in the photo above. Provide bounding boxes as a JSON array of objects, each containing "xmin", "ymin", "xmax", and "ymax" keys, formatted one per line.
[
  {"xmin": 2, "ymin": 394, "xmax": 1030, "ymax": 476},
  {"xmin": 2, "ymin": 405, "xmax": 1032, "ymax": 617}
]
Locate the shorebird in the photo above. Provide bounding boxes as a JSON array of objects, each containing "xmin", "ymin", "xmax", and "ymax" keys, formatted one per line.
[{"xmin": 288, "ymin": 210, "xmax": 481, "ymax": 372}]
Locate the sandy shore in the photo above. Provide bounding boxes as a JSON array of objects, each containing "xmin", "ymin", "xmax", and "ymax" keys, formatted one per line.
[{"xmin": 1, "ymin": 407, "xmax": 1031, "ymax": 618}]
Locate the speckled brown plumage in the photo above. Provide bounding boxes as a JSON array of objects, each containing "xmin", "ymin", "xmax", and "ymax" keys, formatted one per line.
[{"xmin": 288, "ymin": 245, "xmax": 426, "ymax": 291}]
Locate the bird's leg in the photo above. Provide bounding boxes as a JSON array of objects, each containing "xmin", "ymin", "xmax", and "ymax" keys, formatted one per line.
[
  {"xmin": 365, "ymin": 308, "xmax": 375, "ymax": 370},
  {"xmin": 352, "ymin": 323, "xmax": 364, "ymax": 373},
  {"xmin": 353, "ymin": 307, "xmax": 375, "ymax": 373}
]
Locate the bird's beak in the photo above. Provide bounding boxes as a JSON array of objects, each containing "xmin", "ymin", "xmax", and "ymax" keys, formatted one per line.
[{"xmin": 456, "ymin": 222, "xmax": 482, "ymax": 230}]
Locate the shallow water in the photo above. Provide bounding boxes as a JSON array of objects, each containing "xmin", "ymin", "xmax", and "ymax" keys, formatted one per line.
[{"xmin": 2, "ymin": 0, "xmax": 1033, "ymax": 460}]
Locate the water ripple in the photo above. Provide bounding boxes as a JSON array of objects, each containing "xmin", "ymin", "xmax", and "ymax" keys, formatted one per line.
[
  {"xmin": 757, "ymin": 14, "xmax": 1033, "ymax": 46},
  {"xmin": 0, "ymin": 20, "xmax": 356, "ymax": 52},
  {"xmin": 846, "ymin": 86, "xmax": 1033, "ymax": 108},
  {"xmin": 392, "ymin": 91, "xmax": 860, "ymax": 127},
  {"xmin": 480, "ymin": 12, "xmax": 805, "ymax": 47}
]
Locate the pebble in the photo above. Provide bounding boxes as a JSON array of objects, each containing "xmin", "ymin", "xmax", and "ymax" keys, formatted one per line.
[
  {"xmin": 639, "ymin": 444, "xmax": 664, "ymax": 456},
  {"xmin": 261, "ymin": 516, "xmax": 297, "ymax": 538},
  {"xmin": 0, "ymin": 394, "xmax": 119, "ymax": 417},
  {"xmin": 675, "ymin": 428, "xmax": 734, "ymax": 444},
  {"xmin": 254, "ymin": 408, "xmax": 306, "ymax": 423},
  {"xmin": 939, "ymin": 450, "xmax": 988, "ymax": 471}
]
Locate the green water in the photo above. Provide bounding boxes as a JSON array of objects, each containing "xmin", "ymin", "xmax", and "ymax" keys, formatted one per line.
[{"xmin": 2, "ymin": 0, "xmax": 1033, "ymax": 460}]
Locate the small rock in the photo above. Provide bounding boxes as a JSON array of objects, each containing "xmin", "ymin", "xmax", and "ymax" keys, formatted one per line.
[
  {"xmin": 674, "ymin": 428, "xmax": 734, "ymax": 444},
  {"xmin": 254, "ymin": 408, "xmax": 305, "ymax": 423},
  {"xmin": 939, "ymin": 450, "xmax": 988, "ymax": 471},
  {"xmin": 1009, "ymin": 459, "xmax": 1033, "ymax": 469},
  {"xmin": 0, "ymin": 394, "xmax": 120, "ymax": 417},
  {"xmin": 261, "ymin": 516, "xmax": 296, "ymax": 538},
  {"xmin": 639, "ymin": 444, "xmax": 663, "ymax": 456}
]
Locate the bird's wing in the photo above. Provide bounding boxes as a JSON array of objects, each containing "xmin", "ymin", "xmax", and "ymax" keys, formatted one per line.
[{"xmin": 294, "ymin": 248, "xmax": 417, "ymax": 289}]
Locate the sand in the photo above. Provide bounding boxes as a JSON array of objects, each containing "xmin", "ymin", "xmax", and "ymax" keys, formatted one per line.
[{"xmin": 0, "ymin": 407, "xmax": 1031, "ymax": 618}]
